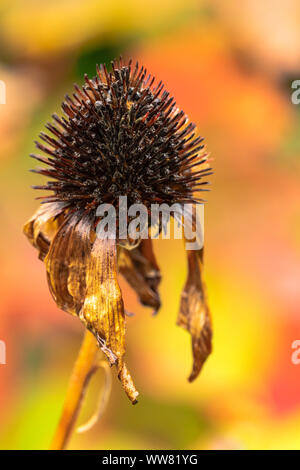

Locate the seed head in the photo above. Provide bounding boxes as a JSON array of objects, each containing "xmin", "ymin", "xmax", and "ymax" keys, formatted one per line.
[
  {"xmin": 24, "ymin": 58, "xmax": 213, "ymax": 405},
  {"xmin": 31, "ymin": 58, "xmax": 212, "ymax": 212}
]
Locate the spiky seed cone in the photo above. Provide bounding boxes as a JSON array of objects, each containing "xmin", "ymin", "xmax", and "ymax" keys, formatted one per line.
[{"xmin": 31, "ymin": 58, "xmax": 212, "ymax": 213}]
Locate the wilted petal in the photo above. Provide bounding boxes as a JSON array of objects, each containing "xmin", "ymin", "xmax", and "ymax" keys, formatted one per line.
[
  {"xmin": 81, "ymin": 237, "xmax": 139, "ymax": 403},
  {"xmin": 177, "ymin": 247, "xmax": 212, "ymax": 382},
  {"xmin": 45, "ymin": 211, "xmax": 93, "ymax": 315},
  {"xmin": 118, "ymin": 239, "xmax": 161, "ymax": 315},
  {"xmin": 118, "ymin": 363, "xmax": 139, "ymax": 404},
  {"xmin": 23, "ymin": 202, "xmax": 67, "ymax": 260}
]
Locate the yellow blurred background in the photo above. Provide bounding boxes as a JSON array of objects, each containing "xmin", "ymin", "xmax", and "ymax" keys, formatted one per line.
[{"xmin": 0, "ymin": 0, "xmax": 300, "ymax": 450}]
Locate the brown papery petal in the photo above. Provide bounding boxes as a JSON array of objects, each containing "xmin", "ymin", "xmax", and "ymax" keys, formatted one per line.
[
  {"xmin": 45, "ymin": 211, "xmax": 92, "ymax": 316},
  {"xmin": 118, "ymin": 239, "xmax": 161, "ymax": 315},
  {"xmin": 23, "ymin": 202, "xmax": 67, "ymax": 260},
  {"xmin": 177, "ymin": 247, "xmax": 212, "ymax": 382},
  {"xmin": 81, "ymin": 237, "xmax": 139, "ymax": 404}
]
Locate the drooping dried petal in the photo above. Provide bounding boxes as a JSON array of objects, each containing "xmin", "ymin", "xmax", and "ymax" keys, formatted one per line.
[
  {"xmin": 81, "ymin": 237, "xmax": 138, "ymax": 403},
  {"xmin": 44, "ymin": 211, "xmax": 93, "ymax": 316},
  {"xmin": 118, "ymin": 239, "xmax": 161, "ymax": 315},
  {"xmin": 118, "ymin": 363, "xmax": 139, "ymax": 405},
  {"xmin": 177, "ymin": 247, "xmax": 212, "ymax": 382},
  {"xmin": 23, "ymin": 201, "xmax": 67, "ymax": 260}
]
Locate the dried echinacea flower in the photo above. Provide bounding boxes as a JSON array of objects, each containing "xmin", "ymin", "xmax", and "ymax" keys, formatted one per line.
[{"xmin": 23, "ymin": 58, "xmax": 212, "ymax": 447}]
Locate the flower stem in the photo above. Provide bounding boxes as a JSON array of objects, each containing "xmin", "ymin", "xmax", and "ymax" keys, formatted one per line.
[{"xmin": 50, "ymin": 330, "xmax": 99, "ymax": 450}]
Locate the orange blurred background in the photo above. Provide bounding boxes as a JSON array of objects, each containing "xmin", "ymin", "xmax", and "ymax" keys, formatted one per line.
[{"xmin": 0, "ymin": 0, "xmax": 300, "ymax": 450}]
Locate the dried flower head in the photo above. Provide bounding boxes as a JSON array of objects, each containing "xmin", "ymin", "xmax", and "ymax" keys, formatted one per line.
[{"xmin": 23, "ymin": 58, "xmax": 212, "ymax": 403}]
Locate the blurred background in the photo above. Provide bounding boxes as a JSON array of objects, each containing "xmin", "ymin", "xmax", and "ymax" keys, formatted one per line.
[{"xmin": 0, "ymin": 0, "xmax": 300, "ymax": 450}]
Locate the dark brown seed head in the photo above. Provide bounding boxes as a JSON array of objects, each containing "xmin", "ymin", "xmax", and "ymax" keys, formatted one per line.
[{"xmin": 31, "ymin": 58, "xmax": 212, "ymax": 213}]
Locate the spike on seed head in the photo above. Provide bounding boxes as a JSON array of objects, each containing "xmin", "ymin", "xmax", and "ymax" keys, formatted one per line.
[{"xmin": 31, "ymin": 58, "xmax": 211, "ymax": 211}]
